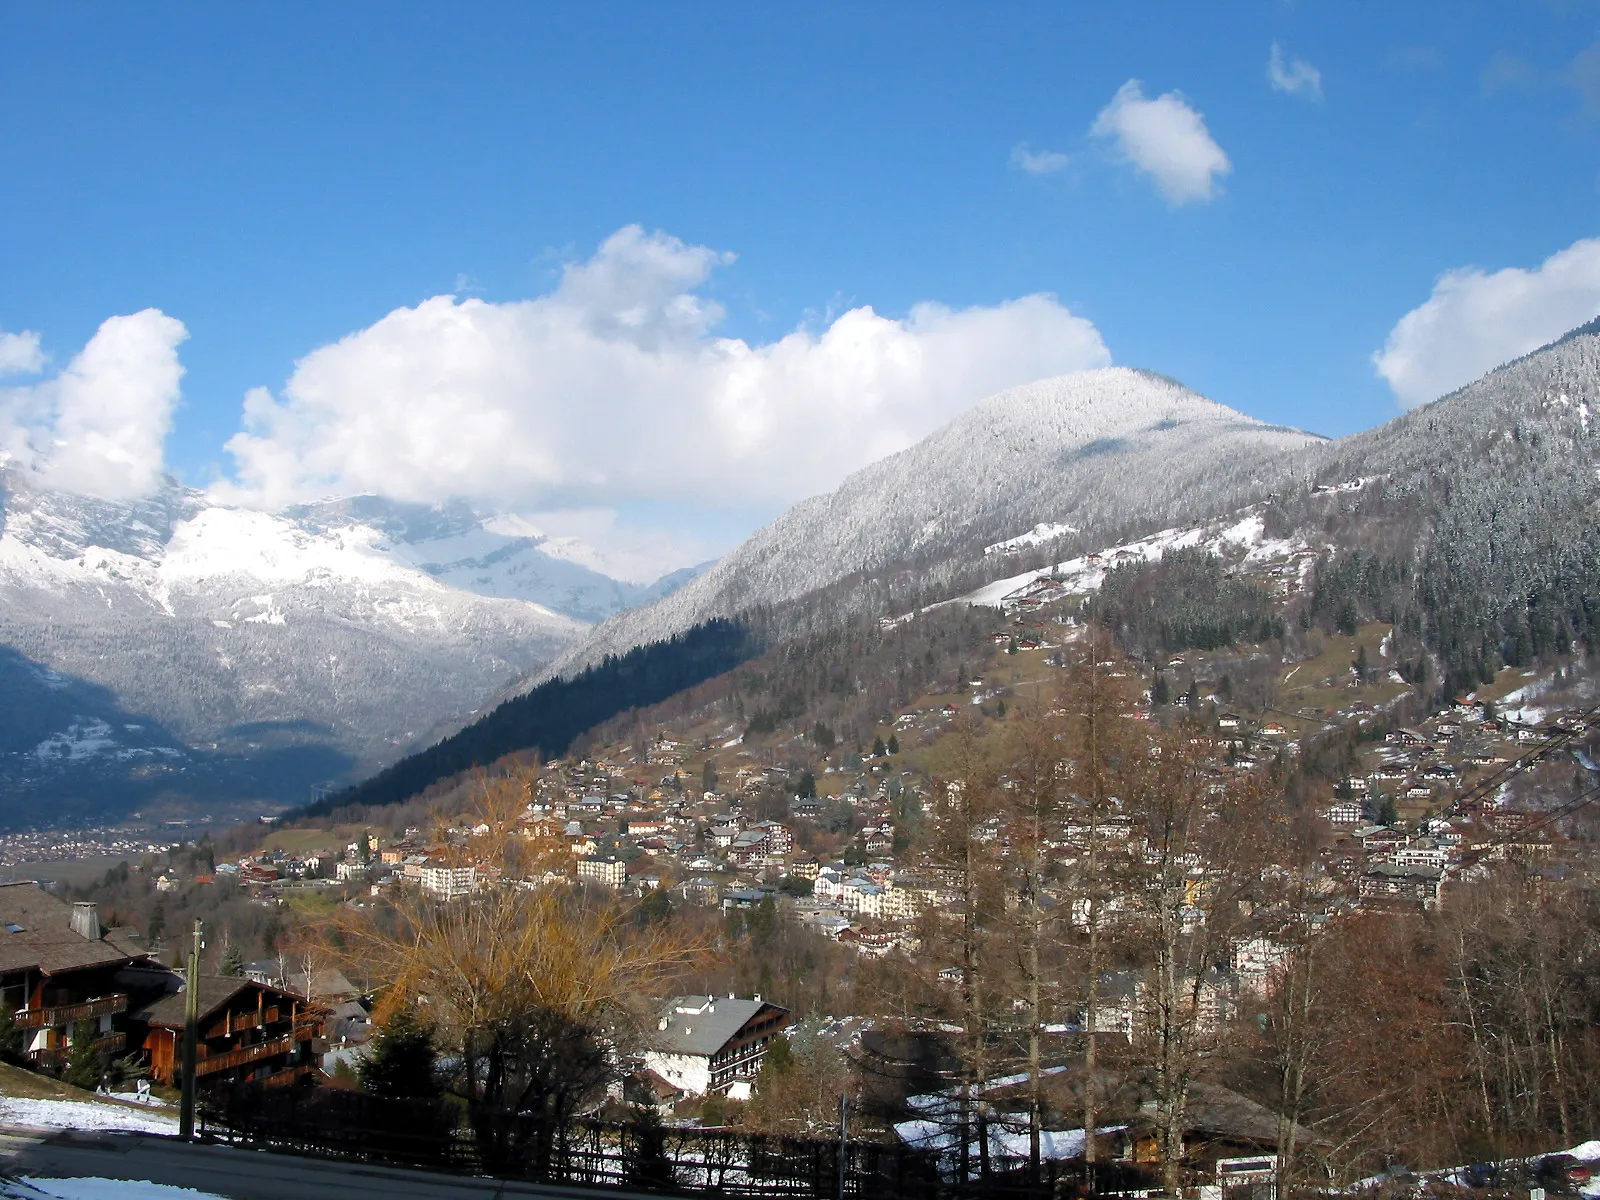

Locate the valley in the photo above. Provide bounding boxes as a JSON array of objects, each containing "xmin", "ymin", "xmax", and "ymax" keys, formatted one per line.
[{"xmin": 8, "ymin": 318, "xmax": 1600, "ymax": 1191}]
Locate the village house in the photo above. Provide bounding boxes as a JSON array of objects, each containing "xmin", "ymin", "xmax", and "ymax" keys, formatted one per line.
[
  {"xmin": 130, "ymin": 974, "xmax": 324, "ymax": 1089},
  {"xmin": 1322, "ymin": 799, "xmax": 1364, "ymax": 826},
  {"xmin": 1359, "ymin": 862, "xmax": 1445, "ymax": 910},
  {"xmin": 641, "ymin": 994, "xmax": 791, "ymax": 1100},
  {"xmin": 0, "ymin": 887, "xmax": 149, "ymax": 1072}
]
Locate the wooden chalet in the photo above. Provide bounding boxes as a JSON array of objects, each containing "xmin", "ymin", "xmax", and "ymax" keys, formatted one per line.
[
  {"xmin": 0, "ymin": 883, "xmax": 153, "ymax": 1072},
  {"xmin": 130, "ymin": 975, "xmax": 326, "ymax": 1089}
]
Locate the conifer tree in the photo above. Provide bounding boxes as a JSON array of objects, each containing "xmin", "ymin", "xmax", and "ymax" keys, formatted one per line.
[{"xmin": 359, "ymin": 1005, "xmax": 439, "ymax": 1099}]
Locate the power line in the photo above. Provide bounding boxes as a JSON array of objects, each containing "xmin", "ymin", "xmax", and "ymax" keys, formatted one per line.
[
  {"xmin": 1431, "ymin": 699, "xmax": 1600, "ymax": 825},
  {"xmin": 1456, "ymin": 779, "xmax": 1600, "ymax": 868}
]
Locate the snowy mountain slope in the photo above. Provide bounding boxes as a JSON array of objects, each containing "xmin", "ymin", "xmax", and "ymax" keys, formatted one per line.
[
  {"xmin": 539, "ymin": 367, "xmax": 1323, "ymax": 679},
  {"xmin": 287, "ymin": 496, "xmax": 705, "ymax": 623},
  {"xmin": 0, "ymin": 475, "xmax": 618, "ymax": 818},
  {"xmin": 957, "ymin": 507, "xmax": 1315, "ymax": 609}
]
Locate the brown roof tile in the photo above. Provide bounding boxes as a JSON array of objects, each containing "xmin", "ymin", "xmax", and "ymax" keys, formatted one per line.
[{"xmin": 0, "ymin": 882, "xmax": 139, "ymax": 977}]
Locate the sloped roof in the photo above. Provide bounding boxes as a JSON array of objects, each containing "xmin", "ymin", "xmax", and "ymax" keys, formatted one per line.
[
  {"xmin": 135, "ymin": 976, "xmax": 254, "ymax": 1028},
  {"xmin": 0, "ymin": 882, "xmax": 140, "ymax": 977},
  {"xmin": 134, "ymin": 975, "xmax": 308, "ymax": 1029},
  {"xmin": 649, "ymin": 995, "xmax": 786, "ymax": 1057}
]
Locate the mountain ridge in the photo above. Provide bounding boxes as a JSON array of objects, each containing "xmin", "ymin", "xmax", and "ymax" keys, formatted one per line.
[
  {"xmin": 0, "ymin": 476, "xmax": 700, "ymax": 821},
  {"xmin": 537, "ymin": 366, "xmax": 1323, "ymax": 681}
]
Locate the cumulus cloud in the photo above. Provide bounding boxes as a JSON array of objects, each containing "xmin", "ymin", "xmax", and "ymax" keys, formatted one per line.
[
  {"xmin": 1090, "ymin": 80, "xmax": 1231, "ymax": 205},
  {"xmin": 0, "ymin": 330, "xmax": 45, "ymax": 377},
  {"xmin": 1010, "ymin": 143, "xmax": 1071, "ymax": 175},
  {"xmin": 1268, "ymin": 43, "xmax": 1323, "ymax": 100},
  {"xmin": 0, "ymin": 310, "xmax": 187, "ymax": 499},
  {"xmin": 219, "ymin": 225, "xmax": 1111, "ymax": 513},
  {"xmin": 1373, "ymin": 238, "xmax": 1600, "ymax": 408}
]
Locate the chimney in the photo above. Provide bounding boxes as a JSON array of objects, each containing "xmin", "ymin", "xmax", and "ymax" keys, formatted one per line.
[{"xmin": 70, "ymin": 902, "xmax": 101, "ymax": 942}]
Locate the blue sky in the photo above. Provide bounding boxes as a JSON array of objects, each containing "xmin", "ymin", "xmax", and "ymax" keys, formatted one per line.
[{"xmin": 2, "ymin": 3, "xmax": 1599, "ymax": 574}]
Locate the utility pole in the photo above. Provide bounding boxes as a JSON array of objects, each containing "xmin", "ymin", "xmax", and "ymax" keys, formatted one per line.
[
  {"xmin": 178, "ymin": 919, "xmax": 201, "ymax": 1141},
  {"xmin": 836, "ymin": 1092, "xmax": 849, "ymax": 1200}
]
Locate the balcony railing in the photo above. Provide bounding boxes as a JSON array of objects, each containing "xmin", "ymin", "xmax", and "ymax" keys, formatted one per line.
[
  {"xmin": 30, "ymin": 1032, "xmax": 126, "ymax": 1069},
  {"xmin": 203, "ymin": 1006, "xmax": 283, "ymax": 1040},
  {"xmin": 195, "ymin": 1034, "xmax": 293, "ymax": 1077},
  {"xmin": 13, "ymin": 993, "xmax": 128, "ymax": 1030}
]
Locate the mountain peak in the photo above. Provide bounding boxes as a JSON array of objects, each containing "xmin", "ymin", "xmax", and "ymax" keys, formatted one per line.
[{"xmin": 539, "ymin": 368, "xmax": 1319, "ymax": 682}]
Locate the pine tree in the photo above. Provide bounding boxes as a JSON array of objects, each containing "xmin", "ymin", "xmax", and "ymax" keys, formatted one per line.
[
  {"xmin": 358, "ymin": 1006, "xmax": 439, "ymax": 1098},
  {"xmin": 63, "ymin": 1022, "xmax": 103, "ymax": 1091},
  {"xmin": 0, "ymin": 1012, "xmax": 23, "ymax": 1064},
  {"xmin": 887, "ymin": 733, "xmax": 899, "ymax": 755},
  {"xmin": 871, "ymin": 736, "xmax": 887, "ymax": 757},
  {"xmin": 1151, "ymin": 671, "xmax": 1171, "ymax": 707},
  {"xmin": 219, "ymin": 943, "xmax": 244, "ymax": 977}
]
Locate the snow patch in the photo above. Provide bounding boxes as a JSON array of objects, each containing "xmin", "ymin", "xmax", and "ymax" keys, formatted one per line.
[
  {"xmin": 0, "ymin": 1096, "xmax": 178, "ymax": 1135},
  {"xmin": 959, "ymin": 504, "xmax": 1310, "ymax": 612},
  {"xmin": 21, "ymin": 1182, "xmax": 223, "ymax": 1200},
  {"xmin": 35, "ymin": 720, "xmax": 118, "ymax": 762},
  {"xmin": 984, "ymin": 522, "xmax": 1079, "ymax": 556}
]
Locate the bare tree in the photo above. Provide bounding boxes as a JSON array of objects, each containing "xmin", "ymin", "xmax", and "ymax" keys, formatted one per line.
[{"xmin": 1121, "ymin": 726, "xmax": 1283, "ymax": 1193}]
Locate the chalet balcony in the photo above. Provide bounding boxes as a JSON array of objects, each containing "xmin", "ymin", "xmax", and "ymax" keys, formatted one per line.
[
  {"xmin": 13, "ymin": 993, "xmax": 128, "ymax": 1030},
  {"xmin": 30, "ymin": 1032, "xmax": 126, "ymax": 1069},
  {"xmin": 194, "ymin": 1023, "xmax": 318, "ymax": 1078},
  {"xmin": 202, "ymin": 1006, "xmax": 283, "ymax": 1040}
]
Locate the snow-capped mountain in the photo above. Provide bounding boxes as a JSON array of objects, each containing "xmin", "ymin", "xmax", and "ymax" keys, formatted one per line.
[
  {"xmin": 285, "ymin": 496, "xmax": 706, "ymax": 623},
  {"xmin": 541, "ymin": 367, "xmax": 1323, "ymax": 679},
  {"xmin": 0, "ymin": 476, "xmax": 696, "ymax": 822}
]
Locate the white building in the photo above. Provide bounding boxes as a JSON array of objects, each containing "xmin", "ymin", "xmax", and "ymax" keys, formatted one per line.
[
  {"xmin": 641, "ymin": 994, "xmax": 791, "ymax": 1100},
  {"xmin": 577, "ymin": 857, "xmax": 627, "ymax": 888},
  {"xmin": 839, "ymin": 878, "xmax": 885, "ymax": 918},
  {"xmin": 420, "ymin": 864, "xmax": 477, "ymax": 899}
]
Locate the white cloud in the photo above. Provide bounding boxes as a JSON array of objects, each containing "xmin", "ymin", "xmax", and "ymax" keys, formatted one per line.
[
  {"xmin": 0, "ymin": 310, "xmax": 187, "ymax": 499},
  {"xmin": 218, "ymin": 225, "xmax": 1111, "ymax": 514},
  {"xmin": 0, "ymin": 330, "xmax": 45, "ymax": 377},
  {"xmin": 1373, "ymin": 238, "xmax": 1600, "ymax": 408},
  {"xmin": 1090, "ymin": 80, "xmax": 1232, "ymax": 205},
  {"xmin": 486, "ymin": 509, "xmax": 719, "ymax": 585},
  {"xmin": 1011, "ymin": 142, "xmax": 1071, "ymax": 175},
  {"xmin": 1268, "ymin": 43, "xmax": 1323, "ymax": 100}
]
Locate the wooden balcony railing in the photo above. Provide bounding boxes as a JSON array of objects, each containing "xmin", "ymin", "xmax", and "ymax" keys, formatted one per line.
[
  {"xmin": 30, "ymin": 1032, "xmax": 126, "ymax": 1069},
  {"xmin": 13, "ymin": 993, "xmax": 128, "ymax": 1030},
  {"xmin": 202, "ymin": 1006, "xmax": 283, "ymax": 1040},
  {"xmin": 195, "ymin": 1034, "xmax": 293, "ymax": 1077}
]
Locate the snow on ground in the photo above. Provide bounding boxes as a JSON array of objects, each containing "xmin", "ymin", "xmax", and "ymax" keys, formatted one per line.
[
  {"xmin": 1353, "ymin": 1137, "xmax": 1600, "ymax": 1193},
  {"xmin": 960, "ymin": 504, "xmax": 1310, "ymax": 612},
  {"xmin": 0, "ymin": 1097, "xmax": 178, "ymax": 1136},
  {"xmin": 893, "ymin": 1117, "xmax": 1129, "ymax": 1165},
  {"xmin": 19, "ymin": 1181, "xmax": 225, "ymax": 1200},
  {"xmin": 984, "ymin": 523, "xmax": 1079, "ymax": 556},
  {"xmin": 1503, "ymin": 705, "xmax": 1548, "ymax": 727}
]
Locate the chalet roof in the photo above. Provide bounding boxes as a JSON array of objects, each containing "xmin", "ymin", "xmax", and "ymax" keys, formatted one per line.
[
  {"xmin": 262, "ymin": 966, "xmax": 358, "ymax": 1001},
  {"xmin": 1366, "ymin": 862, "xmax": 1443, "ymax": 880},
  {"xmin": 649, "ymin": 994, "xmax": 786, "ymax": 1058},
  {"xmin": 1182, "ymin": 1080, "xmax": 1325, "ymax": 1147},
  {"xmin": 135, "ymin": 975, "xmax": 307, "ymax": 1029},
  {"xmin": 0, "ymin": 883, "xmax": 143, "ymax": 977}
]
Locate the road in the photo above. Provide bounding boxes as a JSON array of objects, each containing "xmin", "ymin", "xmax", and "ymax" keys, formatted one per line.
[{"xmin": 0, "ymin": 1125, "xmax": 662, "ymax": 1200}]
